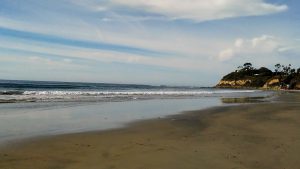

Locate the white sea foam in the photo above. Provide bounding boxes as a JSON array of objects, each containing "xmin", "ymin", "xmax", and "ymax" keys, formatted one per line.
[
  {"xmin": 23, "ymin": 90, "xmax": 257, "ymax": 96},
  {"xmin": 0, "ymin": 89, "xmax": 262, "ymax": 103}
]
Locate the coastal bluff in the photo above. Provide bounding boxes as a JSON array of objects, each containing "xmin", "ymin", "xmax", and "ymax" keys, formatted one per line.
[{"xmin": 216, "ymin": 63, "xmax": 300, "ymax": 90}]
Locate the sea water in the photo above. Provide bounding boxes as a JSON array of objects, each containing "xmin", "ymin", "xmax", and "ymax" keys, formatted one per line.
[{"xmin": 0, "ymin": 80, "xmax": 274, "ymax": 144}]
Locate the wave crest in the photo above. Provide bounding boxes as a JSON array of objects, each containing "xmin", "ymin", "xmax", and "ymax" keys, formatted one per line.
[{"xmin": 0, "ymin": 89, "xmax": 261, "ymax": 103}]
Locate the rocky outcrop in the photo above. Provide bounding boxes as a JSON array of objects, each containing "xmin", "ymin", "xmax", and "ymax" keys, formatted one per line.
[{"xmin": 216, "ymin": 79, "xmax": 252, "ymax": 88}]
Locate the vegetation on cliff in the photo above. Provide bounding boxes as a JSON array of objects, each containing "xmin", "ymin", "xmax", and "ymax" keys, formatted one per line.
[{"xmin": 217, "ymin": 63, "xmax": 300, "ymax": 89}]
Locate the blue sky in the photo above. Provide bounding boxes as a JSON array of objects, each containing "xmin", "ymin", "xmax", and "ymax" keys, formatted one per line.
[{"xmin": 0, "ymin": 0, "xmax": 299, "ymax": 86}]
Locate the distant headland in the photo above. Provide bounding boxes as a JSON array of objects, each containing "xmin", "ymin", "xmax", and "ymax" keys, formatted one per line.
[{"xmin": 216, "ymin": 63, "xmax": 300, "ymax": 90}]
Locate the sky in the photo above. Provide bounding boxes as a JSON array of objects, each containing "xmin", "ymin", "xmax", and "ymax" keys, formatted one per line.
[{"xmin": 0, "ymin": 0, "xmax": 299, "ymax": 86}]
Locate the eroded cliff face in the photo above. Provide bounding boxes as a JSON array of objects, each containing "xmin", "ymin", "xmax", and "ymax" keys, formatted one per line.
[
  {"xmin": 217, "ymin": 77, "xmax": 300, "ymax": 89},
  {"xmin": 263, "ymin": 78, "xmax": 280, "ymax": 89},
  {"xmin": 216, "ymin": 79, "xmax": 252, "ymax": 88},
  {"xmin": 217, "ymin": 78, "xmax": 282, "ymax": 89}
]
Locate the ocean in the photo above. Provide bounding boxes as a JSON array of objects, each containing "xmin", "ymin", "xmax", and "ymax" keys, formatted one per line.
[
  {"xmin": 0, "ymin": 80, "xmax": 270, "ymax": 103},
  {"xmin": 0, "ymin": 80, "xmax": 275, "ymax": 144}
]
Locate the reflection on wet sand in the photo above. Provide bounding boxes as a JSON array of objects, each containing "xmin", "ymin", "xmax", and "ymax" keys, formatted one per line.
[{"xmin": 221, "ymin": 97, "xmax": 266, "ymax": 103}]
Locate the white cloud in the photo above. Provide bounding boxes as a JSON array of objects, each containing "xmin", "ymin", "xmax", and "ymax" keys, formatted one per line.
[
  {"xmin": 29, "ymin": 56, "xmax": 73, "ymax": 66},
  {"xmin": 277, "ymin": 46, "xmax": 294, "ymax": 53},
  {"xmin": 251, "ymin": 35, "xmax": 278, "ymax": 50},
  {"xmin": 110, "ymin": 0, "xmax": 287, "ymax": 21},
  {"xmin": 218, "ymin": 35, "xmax": 284, "ymax": 61},
  {"xmin": 234, "ymin": 38, "xmax": 244, "ymax": 48},
  {"xmin": 71, "ymin": 0, "xmax": 108, "ymax": 11},
  {"xmin": 0, "ymin": 55, "xmax": 82, "ymax": 72},
  {"xmin": 218, "ymin": 48, "xmax": 234, "ymax": 61}
]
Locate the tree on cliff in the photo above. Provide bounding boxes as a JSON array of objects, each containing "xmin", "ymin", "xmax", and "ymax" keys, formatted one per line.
[
  {"xmin": 282, "ymin": 64, "xmax": 292, "ymax": 76},
  {"xmin": 274, "ymin": 64, "xmax": 293, "ymax": 76},
  {"xmin": 237, "ymin": 63, "xmax": 254, "ymax": 72},
  {"xmin": 274, "ymin": 63, "xmax": 281, "ymax": 75},
  {"xmin": 243, "ymin": 63, "xmax": 254, "ymax": 71}
]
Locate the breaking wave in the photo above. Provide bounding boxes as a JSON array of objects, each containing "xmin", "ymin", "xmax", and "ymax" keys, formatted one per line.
[{"xmin": 0, "ymin": 89, "xmax": 261, "ymax": 103}]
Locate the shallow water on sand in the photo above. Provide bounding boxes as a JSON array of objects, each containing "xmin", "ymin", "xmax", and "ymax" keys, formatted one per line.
[{"xmin": 0, "ymin": 98, "xmax": 222, "ymax": 144}]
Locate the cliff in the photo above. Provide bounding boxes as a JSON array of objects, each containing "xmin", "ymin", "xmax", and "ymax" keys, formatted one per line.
[{"xmin": 216, "ymin": 64, "xmax": 300, "ymax": 90}]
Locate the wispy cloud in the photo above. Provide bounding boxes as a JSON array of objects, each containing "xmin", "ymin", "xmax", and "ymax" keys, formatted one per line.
[
  {"xmin": 0, "ymin": 27, "xmax": 166, "ymax": 57},
  {"xmin": 0, "ymin": 36, "xmax": 215, "ymax": 71},
  {"xmin": 100, "ymin": 0, "xmax": 288, "ymax": 22}
]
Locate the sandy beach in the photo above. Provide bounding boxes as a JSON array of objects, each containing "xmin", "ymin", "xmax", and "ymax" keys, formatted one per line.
[{"xmin": 1, "ymin": 92, "xmax": 300, "ymax": 169}]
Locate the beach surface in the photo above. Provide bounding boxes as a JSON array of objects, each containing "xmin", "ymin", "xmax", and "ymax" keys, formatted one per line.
[{"xmin": 1, "ymin": 92, "xmax": 300, "ymax": 169}]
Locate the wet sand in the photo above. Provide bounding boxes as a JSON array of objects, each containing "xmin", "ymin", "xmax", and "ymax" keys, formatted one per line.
[{"xmin": 1, "ymin": 92, "xmax": 300, "ymax": 169}]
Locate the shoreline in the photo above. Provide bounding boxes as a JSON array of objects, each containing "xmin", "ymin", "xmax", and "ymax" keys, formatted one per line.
[
  {"xmin": 1, "ymin": 92, "xmax": 300, "ymax": 169},
  {"xmin": 0, "ymin": 97, "xmax": 225, "ymax": 145}
]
